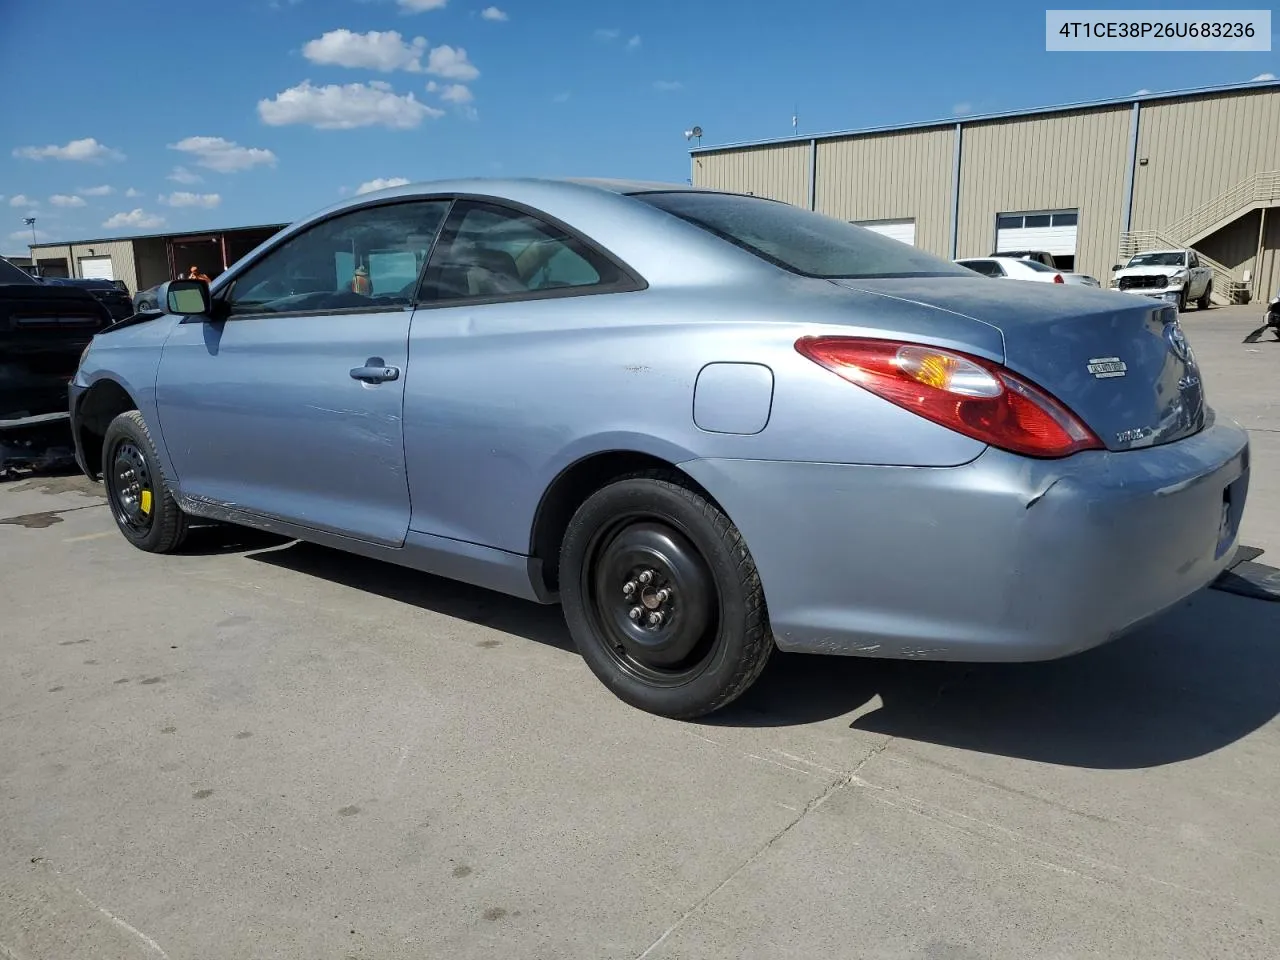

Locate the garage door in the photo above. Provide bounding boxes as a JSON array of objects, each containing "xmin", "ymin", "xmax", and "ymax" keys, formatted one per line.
[
  {"xmin": 78, "ymin": 256, "xmax": 115, "ymax": 281},
  {"xmin": 854, "ymin": 218, "xmax": 916, "ymax": 246},
  {"xmin": 994, "ymin": 210, "xmax": 1078, "ymax": 257}
]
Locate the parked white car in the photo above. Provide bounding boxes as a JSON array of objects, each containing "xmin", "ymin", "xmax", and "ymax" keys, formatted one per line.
[
  {"xmin": 1110, "ymin": 249, "xmax": 1213, "ymax": 311},
  {"xmin": 955, "ymin": 257, "xmax": 1101, "ymax": 287}
]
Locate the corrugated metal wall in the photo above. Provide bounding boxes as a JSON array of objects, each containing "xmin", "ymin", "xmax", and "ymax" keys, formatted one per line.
[
  {"xmin": 1199, "ymin": 209, "xmax": 1264, "ymax": 277},
  {"xmin": 1255, "ymin": 212, "xmax": 1280, "ymax": 304},
  {"xmin": 68, "ymin": 240, "xmax": 139, "ymax": 292},
  {"xmin": 32, "ymin": 245, "xmax": 72, "ymax": 276},
  {"xmin": 133, "ymin": 238, "xmax": 172, "ymax": 290},
  {"xmin": 1130, "ymin": 88, "xmax": 1280, "ymax": 232},
  {"xmin": 691, "ymin": 143, "xmax": 810, "ymax": 208},
  {"xmin": 814, "ymin": 128, "xmax": 954, "ymax": 256},
  {"xmin": 957, "ymin": 107, "xmax": 1131, "ymax": 281}
]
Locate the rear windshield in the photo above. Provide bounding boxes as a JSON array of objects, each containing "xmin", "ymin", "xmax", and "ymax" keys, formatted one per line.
[
  {"xmin": 632, "ymin": 191, "xmax": 972, "ymax": 279},
  {"xmin": 1016, "ymin": 259, "xmax": 1058, "ymax": 272},
  {"xmin": 0, "ymin": 257, "xmax": 37, "ymax": 285}
]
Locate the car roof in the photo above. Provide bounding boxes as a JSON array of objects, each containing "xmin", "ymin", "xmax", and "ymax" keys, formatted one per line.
[{"xmin": 211, "ymin": 176, "xmax": 781, "ymax": 296}]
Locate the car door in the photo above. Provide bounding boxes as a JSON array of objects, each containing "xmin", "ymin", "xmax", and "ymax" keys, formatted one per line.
[
  {"xmin": 401, "ymin": 198, "xmax": 647, "ymax": 552},
  {"xmin": 1188, "ymin": 252, "xmax": 1209, "ymax": 296},
  {"xmin": 154, "ymin": 198, "xmax": 451, "ymax": 546}
]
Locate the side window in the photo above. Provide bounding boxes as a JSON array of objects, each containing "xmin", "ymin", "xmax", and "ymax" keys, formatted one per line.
[
  {"xmin": 224, "ymin": 200, "xmax": 450, "ymax": 317},
  {"xmin": 1189, "ymin": 252, "xmax": 1199, "ymax": 268},
  {"xmin": 419, "ymin": 200, "xmax": 624, "ymax": 304},
  {"xmin": 964, "ymin": 259, "xmax": 1003, "ymax": 278}
]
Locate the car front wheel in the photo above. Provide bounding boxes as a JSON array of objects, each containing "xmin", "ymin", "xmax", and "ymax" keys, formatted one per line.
[
  {"xmin": 1198, "ymin": 282, "xmax": 1212, "ymax": 310},
  {"xmin": 559, "ymin": 471, "xmax": 773, "ymax": 719},
  {"xmin": 102, "ymin": 410, "xmax": 189, "ymax": 553}
]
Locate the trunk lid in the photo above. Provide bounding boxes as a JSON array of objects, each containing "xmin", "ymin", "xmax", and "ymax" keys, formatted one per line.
[{"xmin": 830, "ymin": 276, "xmax": 1205, "ymax": 452}]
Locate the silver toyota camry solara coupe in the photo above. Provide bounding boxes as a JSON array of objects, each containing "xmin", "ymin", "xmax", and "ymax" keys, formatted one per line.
[{"xmin": 69, "ymin": 178, "xmax": 1251, "ymax": 718}]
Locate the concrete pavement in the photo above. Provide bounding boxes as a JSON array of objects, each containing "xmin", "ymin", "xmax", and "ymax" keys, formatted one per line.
[{"xmin": 2, "ymin": 304, "xmax": 1278, "ymax": 959}]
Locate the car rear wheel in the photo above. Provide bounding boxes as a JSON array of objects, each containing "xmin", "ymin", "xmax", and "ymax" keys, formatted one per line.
[
  {"xmin": 559, "ymin": 471, "xmax": 773, "ymax": 719},
  {"xmin": 102, "ymin": 410, "xmax": 189, "ymax": 553}
]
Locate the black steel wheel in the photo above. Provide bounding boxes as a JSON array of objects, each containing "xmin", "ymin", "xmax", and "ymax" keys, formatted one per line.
[
  {"xmin": 108, "ymin": 438, "xmax": 155, "ymax": 536},
  {"xmin": 101, "ymin": 410, "xmax": 189, "ymax": 553},
  {"xmin": 560, "ymin": 470, "xmax": 773, "ymax": 719}
]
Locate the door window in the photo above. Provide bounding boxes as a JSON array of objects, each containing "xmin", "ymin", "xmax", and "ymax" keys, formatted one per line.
[
  {"xmin": 418, "ymin": 200, "xmax": 630, "ymax": 304},
  {"xmin": 224, "ymin": 200, "xmax": 450, "ymax": 317}
]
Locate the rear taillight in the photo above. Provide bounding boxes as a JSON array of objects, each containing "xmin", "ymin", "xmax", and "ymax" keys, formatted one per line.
[
  {"xmin": 1053, "ymin": 273, "xmax": 1064, "ymax": 284},
  {"xmin": 794, "ymin": 336, "xmax": 1103, "ymax": 459}
]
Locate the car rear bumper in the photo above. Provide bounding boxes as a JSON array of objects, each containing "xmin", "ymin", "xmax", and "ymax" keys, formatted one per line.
[{"xmin": 681, "ymin": 414, "xmax": 1250, "ymax": 662}]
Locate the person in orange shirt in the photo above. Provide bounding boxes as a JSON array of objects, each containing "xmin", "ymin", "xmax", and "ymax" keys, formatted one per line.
[
  {"xmin": 186, "ymin": 265, "xmax": 211, "ymax": 283},
  {"xmin": 349, "ymin": 264, "xmax": 372, "ymax": 295}
]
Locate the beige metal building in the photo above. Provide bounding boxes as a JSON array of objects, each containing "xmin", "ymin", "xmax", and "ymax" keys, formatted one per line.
[
  {"xmin": 26, "ymin": 223, "xmax": 286, "ymax": 295},
  {"xmin": 691, "ymin": 79, "xmax": 1280, "ymax": 304}
]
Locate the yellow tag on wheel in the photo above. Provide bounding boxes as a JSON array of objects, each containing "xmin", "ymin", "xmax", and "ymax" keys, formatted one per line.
[{"xmin": 140, "ymin": 490, "xmax": 153, "ymax": 515}]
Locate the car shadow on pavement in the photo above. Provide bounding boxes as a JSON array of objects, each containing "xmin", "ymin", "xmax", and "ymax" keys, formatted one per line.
[
  {"xmin": 240, "ymin": 538, "xmax": 1279, "ymax": 770},
  {"xmin": 245, "ymin": 539, "xmax": 576, "ymax": 652},
  {"xmin": 710, "ymin": 587, "xmax": 1280, "ymax": 769}
]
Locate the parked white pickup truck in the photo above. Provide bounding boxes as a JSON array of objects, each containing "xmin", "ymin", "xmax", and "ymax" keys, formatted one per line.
[{"xmin": 1110, "ymin": 249, "xmax": 1213, "ymax": 311}]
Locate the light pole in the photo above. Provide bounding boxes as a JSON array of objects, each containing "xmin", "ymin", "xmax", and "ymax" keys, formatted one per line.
[{"xmin": 22, "ymin": 217, "xmax": 39, "ymax": 277}]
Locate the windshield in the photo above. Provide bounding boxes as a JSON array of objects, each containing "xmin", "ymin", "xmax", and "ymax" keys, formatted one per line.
[
  {"xmin": 1127, "ymin": 252, "xmax": 1186, "ymax": 267},
  {"xmin": 632, "ymin": 191, "xmax": 972, "ymax": 279},
  {"xmin": 0, "ymin": 257, "xmax": 38, "ymax": 285}
]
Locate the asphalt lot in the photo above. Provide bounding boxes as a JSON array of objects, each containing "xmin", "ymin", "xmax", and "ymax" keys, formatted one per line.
[{"xmin": 2, "ymin": 303, "xmax": 1279, "ymax": 959}]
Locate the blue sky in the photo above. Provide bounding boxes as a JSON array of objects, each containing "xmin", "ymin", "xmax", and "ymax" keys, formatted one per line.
[{"xmin": 0, "ymin": 0, "xmax": 1275, "ymax": 252}]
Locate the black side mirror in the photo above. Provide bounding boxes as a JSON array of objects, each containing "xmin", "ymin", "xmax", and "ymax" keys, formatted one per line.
[{"xmin": 161, "ymin": 279, "xmax": 211, "ymax": 316}]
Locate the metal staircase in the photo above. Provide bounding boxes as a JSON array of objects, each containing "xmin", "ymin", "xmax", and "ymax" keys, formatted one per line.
[{"xmin": 1120, "ymin": 170, "xmax": 1280, "ymax": 304}]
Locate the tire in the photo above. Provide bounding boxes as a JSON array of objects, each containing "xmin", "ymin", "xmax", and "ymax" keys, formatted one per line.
[
  {"xmin": 559, "ymin": 470, "xmax": 773, "ymax": 719},
  {"xmin": 1176, "ymin": 289, "xmax": 1188, "ymax": 313},
  {"xmin": 1198, "ymin": 283, "xmax": 1212, "ymax": 310},
  {"xmin": 101, "ymin": 410, "xmax": 189, "ymax": 553}
]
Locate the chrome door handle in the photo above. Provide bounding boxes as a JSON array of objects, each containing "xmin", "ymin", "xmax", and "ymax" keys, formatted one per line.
[{"xmin": 350, "ymin": 359, "xmax": 400, "ymax": 383}]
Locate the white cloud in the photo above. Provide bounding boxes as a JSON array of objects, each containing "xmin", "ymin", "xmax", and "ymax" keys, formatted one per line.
[
  {"xmin": 356, "ymin": 177, "xmax": 410, "ymax": 194},
  {"xmin": 426, "ymin": 80, "xmax": 439, "ymax": 92},
  {"xmin": 1134, "ymin": 87, "xmax": 1152, "ymax": 95},
  {"xmin": 303, "ymin": 29, "xmax": 427, "ymax": 72},
  {"xmin": 426, "ymin": 45, "xmax": 479, "ymax": 80},
  {"xmin": 626, "ymin": 35, "xmax": 641, "ymax": 50},
  {"xmin": 481, "ymin": 6, "xmax": 507, "ymax": 20},
  {"xmin": 9, "ymin": 194, "xmax": 36, "ymax": 208},
  {"xmin": 953, "ymin": 101, "xmax": 973, "ymax": 116},
  {"xmin": 12, "ymin": 137, "xmax": 124, "ymax": 162},
  {"xmin": 594, "ymin": 28, "xmax": 620, "ymax": 41},
  {"xmin": 80, "ymin": 185, "xmax": 114, "ymax": 196},
  {"xmin": 1252, "ymin": 72, "xmax": 1276, "ymax": 81},
  {"xmin": 553, "ymin": 91, "xmax": 571, "ymax": 103},
  {"xmin": 398, "ymin": 0, "xmax": 446, "ymax": 9},
  {"xmin": 258, "ymin": 80, "xmax": 443, "ymax": 129},
  {"xmin": 102, "ymin": 209, "xmax": 165, "ymax": 230},
  {"xmin": 653, "ymin": 80, "xmax": 683, "ymax": 92},
  {"xmin": 9, "ymin": 228, "xmax": 51, "ymax": 244},
  {"xmin": 168, "ymin": 166, "xmax": 203, "ymax": 184},
  {"xmin": 161, "ymin": 191, "xmax": 222, "ymax": 208},
  {"xmin": 49, "ymin": 194, "xmax": 86, "ymax": 208},
  {"xmin": 439, "ymin": 83, "xmax": 473, "ymax": 103},
  {"xmin": 125, "ymin": 187, "xmax": 142, "ymax": 198},
  {"xmin": 169, "ymin": 136, "xmax": 277, "ymax": 172}
]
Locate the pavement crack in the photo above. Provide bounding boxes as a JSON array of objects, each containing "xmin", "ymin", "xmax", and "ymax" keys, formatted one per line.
[{"xmin": 634, "ymin": 735, "xmax": 894, "ymax": 960}]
